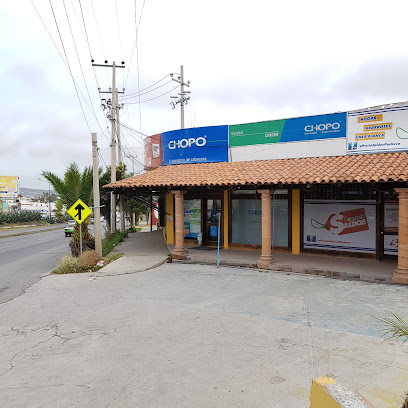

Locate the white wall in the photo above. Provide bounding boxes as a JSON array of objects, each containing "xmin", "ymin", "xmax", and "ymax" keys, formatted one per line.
[{"xmin": 229, "ymin": 138, "xmax": 346, "ymax": 162}]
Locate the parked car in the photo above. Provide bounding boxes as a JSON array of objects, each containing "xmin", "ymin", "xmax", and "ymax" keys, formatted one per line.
[{"xmin": 64, "ymin": 220, "xmax": 76, "ymax": 237}]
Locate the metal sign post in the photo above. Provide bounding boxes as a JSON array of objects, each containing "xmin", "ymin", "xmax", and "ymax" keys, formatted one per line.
[
  {"xmin": 79, "ymin": 223, "xmax": 83, "ymax": 255},
  {"xmin": 67, "ymin": 199, "xmax": 92, "ymax": 256}
]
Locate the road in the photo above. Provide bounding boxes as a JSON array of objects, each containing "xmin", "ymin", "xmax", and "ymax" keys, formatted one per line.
[{"xmin": 0, "ymin": 227, "xmax": 70, "ymax": 304}]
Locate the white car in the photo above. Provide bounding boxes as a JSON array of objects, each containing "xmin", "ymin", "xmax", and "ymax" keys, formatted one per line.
[{"xmin": 64, "ymin": 220, "xmax": 76, "ymax": 237}]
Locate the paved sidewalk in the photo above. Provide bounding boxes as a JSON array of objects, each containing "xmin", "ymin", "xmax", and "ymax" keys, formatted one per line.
[
  {"xmin": 96, "ymin": 230, "xmax": 170, "ymax": 276},
  {"xmin": 167, "ymin": 244, "xmax": 396, "ymax": 284}
]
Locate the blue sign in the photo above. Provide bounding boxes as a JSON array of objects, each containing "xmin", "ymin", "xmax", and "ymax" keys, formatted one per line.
[
  {"xmin": 280, "ymin": 112, "xmax": 347, "ymax": 142},
  {"xmin": 161, "ymin": 125, "xmax": 228, "ymax": 165}
]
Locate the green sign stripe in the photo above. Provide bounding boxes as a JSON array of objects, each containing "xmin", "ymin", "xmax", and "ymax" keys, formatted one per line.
[{"xmin": 229, "ymin": 120, "xmax": 286, "ymax": 146}]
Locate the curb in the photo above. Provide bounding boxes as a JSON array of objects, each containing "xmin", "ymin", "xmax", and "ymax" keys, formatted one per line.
[{"xmin": 0, "ymin": 225, "xmax": 63, "ymax": 239}]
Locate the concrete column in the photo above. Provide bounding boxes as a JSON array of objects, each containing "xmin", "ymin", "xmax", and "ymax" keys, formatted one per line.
[
  {"xmin": 257, "ymin": 189, "xmax": 274, "ymax": 269},
  {"xmin": 171, "ymin": 190, "xmax": 188, "ymax": 260},
  {"xmin": 393, "ymin": 188, "xmax": 408, "ymax": 284}
]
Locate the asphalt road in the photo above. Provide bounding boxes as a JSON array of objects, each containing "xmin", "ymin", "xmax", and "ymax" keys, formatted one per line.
[{"xmin": 0, "ymin": 227, "xmax": 70, "ymax": 304}]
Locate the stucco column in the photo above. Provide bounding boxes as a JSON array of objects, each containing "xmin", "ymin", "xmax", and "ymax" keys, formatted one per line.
[
  {"xmin": 171, "ymin": 190, "xmax": 188, "ymax": 260},
  {"xmin": 257, "ymin": 189, "xmax": 274, "ymax": 269},
  {"xmin": 393, "ymin": 188, "xmax": 408, "ymax": 284}
]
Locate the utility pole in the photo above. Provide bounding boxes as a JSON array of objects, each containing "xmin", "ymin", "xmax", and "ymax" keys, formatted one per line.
[
  {"xmin": 91, "ymin": 132, "xmax": 102, "ymax": 257},
  {"xmin": 110, "ymin": 62, "xmax": 117, "ymax": 234},
  {"xmin": 92, "ymin": 60, "xmax": 125, "ymax": 234},
  {"xmin": 170, "ymin": 65, "xmax": 191, "ymax": 129},
  {"xmin": 116, "ymin": 99, "xmax": 125, "ymax": 233}
]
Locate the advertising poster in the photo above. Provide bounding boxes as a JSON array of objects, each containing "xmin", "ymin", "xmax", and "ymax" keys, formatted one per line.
[
  {"xmin": 347, "ymin": 103, "xmax": 408, "ymax": 154},
  {"xmin": 161, "ymin": 126, "xmax": 228, "ymax": 165},
  {"xmin": 183, "ymin": 200, "xmax": 201, "ymax": 238},
  {"xmin": 384, "ymin": 202, "xmax": 398, "ymax": 232},
  {"xmin": 0, "ymin": 176, "xmax": 18, "ymax": 198},
  {"xmin": 144, "ymin": 134, "xmax": 161, "ymax": 168},
  {"xmin": 384, "ymin": 234, "xmax": 398, "ymax": 255},
  {"xmin": 304, "ymin": 200, "xmax": 376, "ymax": 253},
  {"xmin": 229, "ymin": 112, "xmax": 346, "ymax": 147}
]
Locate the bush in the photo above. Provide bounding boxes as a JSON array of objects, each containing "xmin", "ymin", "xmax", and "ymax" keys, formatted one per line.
[
  {"xmin": 77, "ymin": 250, "xmax": 100, "ymax": 269},
  {"xmin": 52, "ymin": 255, "xmax": 82, "ymax": 274},
  {"xmin": 102, "ymin": 231, "xmax": 128, "ymax": 256},
  {"xmin": 0, "ymin": 211, "xmax": 43, "ymax": 225}
]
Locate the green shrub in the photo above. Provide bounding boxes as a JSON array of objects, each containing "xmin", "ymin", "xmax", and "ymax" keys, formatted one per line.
[
  {"xmin": 102, "ymin": 231, "xmax": 128, "ymax": 256},
  {"xmin": 0, "ymin": 211, "xmax": 43, "ymax": 225},
  {"xmin": 52, "ymin": 255, "xmax": 82, "ymax": 274}
]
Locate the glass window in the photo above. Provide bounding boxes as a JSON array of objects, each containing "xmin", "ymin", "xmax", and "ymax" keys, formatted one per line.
[{"xmin": 231, "ymin": 198, "xmax": 288, "ymax": 247}]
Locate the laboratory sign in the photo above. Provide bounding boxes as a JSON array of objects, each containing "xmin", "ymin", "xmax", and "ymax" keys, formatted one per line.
[
  {"xmin": 161, "ymin": 125, "xmax": 228, "ymax": 165},
  {"xmin": 229, "ymin": 112, "xmax": 346, "ymax": 147},
  {"xmin": 347, "ymin": 103, "xmax": 408, "ymax": 154}
]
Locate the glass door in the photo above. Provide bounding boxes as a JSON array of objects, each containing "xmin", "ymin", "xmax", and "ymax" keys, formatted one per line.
[{"xmin": 205, "ymin": 199, "xmax": 222, "ymax": 245}]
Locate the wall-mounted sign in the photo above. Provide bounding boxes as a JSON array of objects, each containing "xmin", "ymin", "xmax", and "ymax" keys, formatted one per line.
[
  {"xmin": 304, "ymin": 200, "xmax": 376, "ymax": 253},
  {"xmin": 229, "ymin": 112, "xmax": 346, "ymax": 147},
  {"xmin": 162, "ymin": 126, "xmax": 228, "ymax": 165},
  {"xmin": 144, "ymin": 134, "xmax": 161, "ymax": 168},
  {"xmin": 347, "ymin": 102, "xmax": 408, "ymax": 154}
]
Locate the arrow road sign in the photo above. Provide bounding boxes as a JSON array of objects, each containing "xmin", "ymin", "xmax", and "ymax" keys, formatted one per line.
[{"xmin": 67, "ymin": 199, "xmax": 92, "ymax": 224}]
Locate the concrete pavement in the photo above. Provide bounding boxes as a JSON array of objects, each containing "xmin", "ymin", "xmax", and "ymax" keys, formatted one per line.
[{"xmin": 0, "ymin": 231, "xmax": 408, "ymax": 407}]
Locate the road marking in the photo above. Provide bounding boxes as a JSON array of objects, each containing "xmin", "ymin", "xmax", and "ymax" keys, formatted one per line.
[{"xmin": 0, "ymin": 245, "xmax": 11, "ymax": 250}]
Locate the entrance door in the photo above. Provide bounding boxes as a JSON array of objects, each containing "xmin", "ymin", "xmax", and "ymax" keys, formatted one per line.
[{"xmin": 204, "ymin": 199, "xmax": 222, "ymax": 246}]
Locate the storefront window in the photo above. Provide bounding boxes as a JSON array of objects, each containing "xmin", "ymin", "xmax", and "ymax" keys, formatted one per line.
[
  {"xmin": 184, "ymin": 199, "xmax": 201, "ymax": 238},
  {"xmin": 303, "ymin": 200, "xmax": 376, "ymax": 253},
  {"xmin": 231, "ymin": 197, "xmax": 288, "ymax": 247}
]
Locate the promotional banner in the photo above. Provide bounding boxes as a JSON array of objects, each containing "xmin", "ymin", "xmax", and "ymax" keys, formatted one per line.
[
  {"xmin": 304, "ymin": 200, "xmax": 376, "ymax": 253},
  {"xmin": 229, "ymin": 112, "xmax": 346, "ymax": 147},
  {"xmin": 161, "ymin": 126, "xmax": 228, "ymax": 165},
  {"xmin": 0, "ymin": 176, "xmax": 18, "ymax": 198},
  {"xmin": 183, "ymin": 199, "xmax": 201, "ymax": 238},
  {"xmin": 384, "ymin": 202, "xmax": 398, "ymax": 233},
  {"xmin": 347, "ymin": 103, "xmax": 408, "ymax": 154},
  {"xmin": 384, "ymin": 234, "xmax": 398, "ymax": 255}
]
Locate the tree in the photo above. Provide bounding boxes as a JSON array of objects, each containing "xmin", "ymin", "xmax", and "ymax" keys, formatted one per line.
[
  {"xmin": 42, "ymin": 162, "xmax": 93, "ymax": 209},
  {"xmin": 99, "ymin": 163, "xmax": 150, "ymax": 230},
  {"xmin": 99, "ymin": 163, "xmax": 127, "ymax": 231}
]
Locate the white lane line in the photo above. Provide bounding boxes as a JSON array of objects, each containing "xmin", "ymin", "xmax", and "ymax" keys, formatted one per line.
[{"xmin": 0, "ymin": 245, "xmax": 11, "ymax": 250}]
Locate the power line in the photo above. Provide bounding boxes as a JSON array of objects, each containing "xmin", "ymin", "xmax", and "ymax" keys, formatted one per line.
[
  {"xmin": 114, "ymin": 0, "xmax": 125, "ymax": 86},
  {"xmin": 119, "ymin": 79, "xmax": 172, "ymax": 101},
  {"xmin": 49, "ymin": 0, "xmax": 91, "ymax": 133},
  {"xmin": 63, "ymin": 0, "xmax": 104, "ymax": 134},
  {"xmin": 90, "ymin": 0, "xmax": 110, "ymax": 87},
  {"xmin": 79, "ymin": 0, "xmax": 110, "ymax": 130},
  {"xmin": 123, "ymin": 85, "xmax": 180, "ymax": 104}
]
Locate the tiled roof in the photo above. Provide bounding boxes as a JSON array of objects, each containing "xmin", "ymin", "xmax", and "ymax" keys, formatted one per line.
[{"xmin": 104, "ymin": 152, "xmax": 408, "ymax": 190}]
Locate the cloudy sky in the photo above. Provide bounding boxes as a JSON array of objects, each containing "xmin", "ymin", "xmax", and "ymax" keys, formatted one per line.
[{"xmin": 2, "ymin": 0, "xmax": 408, "ymax": 189}]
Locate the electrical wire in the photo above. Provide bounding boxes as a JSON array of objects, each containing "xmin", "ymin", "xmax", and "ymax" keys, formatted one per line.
[
  {"xmin": 114, "ymin": 0, "xmax": 124, "ymax": 86},
  {"xmin": 123, "ymin": 85, "xmax": 180, "ymax": 104},
  {"xmin": 63, "ymin": 0, "xmax": 104, "ymax": 134},
  {"xmin": 48, "ymin": 0, "xmax": 91, "ymax": 133},
  {"xmin": 119, "ymin": 79, "xmax": 172, "ymax": 101},
  {"xmin": 78, "ymin": 0, "xmax": 110, "ymax": 131},
  {"xmin": 123, "ymin": 74, "xmax": 170, "ymax": 98},
  {"xmin": 89, "ymin": 0, "xmax": 110, "ymax": 87}
]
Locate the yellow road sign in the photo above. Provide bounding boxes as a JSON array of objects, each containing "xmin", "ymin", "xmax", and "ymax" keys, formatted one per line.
[{"xmin": 67, "ymin": 199, "xmax": 92, "ymax": 224}]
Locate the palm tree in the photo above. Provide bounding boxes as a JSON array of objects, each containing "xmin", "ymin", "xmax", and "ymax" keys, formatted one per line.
[{"xmin": 42, "ymin": 162, "xmax": 93, "ymax": 208}]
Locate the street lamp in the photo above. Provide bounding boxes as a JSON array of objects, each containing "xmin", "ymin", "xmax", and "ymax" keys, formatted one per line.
[{"xmin": 37, "ymin": 178, "xmax": 51, "ymax": 219}]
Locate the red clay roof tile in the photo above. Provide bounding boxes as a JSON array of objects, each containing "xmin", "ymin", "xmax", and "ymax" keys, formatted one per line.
[{"xmin": 104, "ymin": 152, "xmax": 408, "ymax": 190}]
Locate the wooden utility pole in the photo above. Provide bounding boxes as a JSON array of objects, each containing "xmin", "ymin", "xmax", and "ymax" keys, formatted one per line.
[
  {"xmin": 116, "ymin": 99, "xmax": 126, "ymax": 233},
  {"xmin": 91, "ymin": 133, "xmax": 102, "ymax": 257}
]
